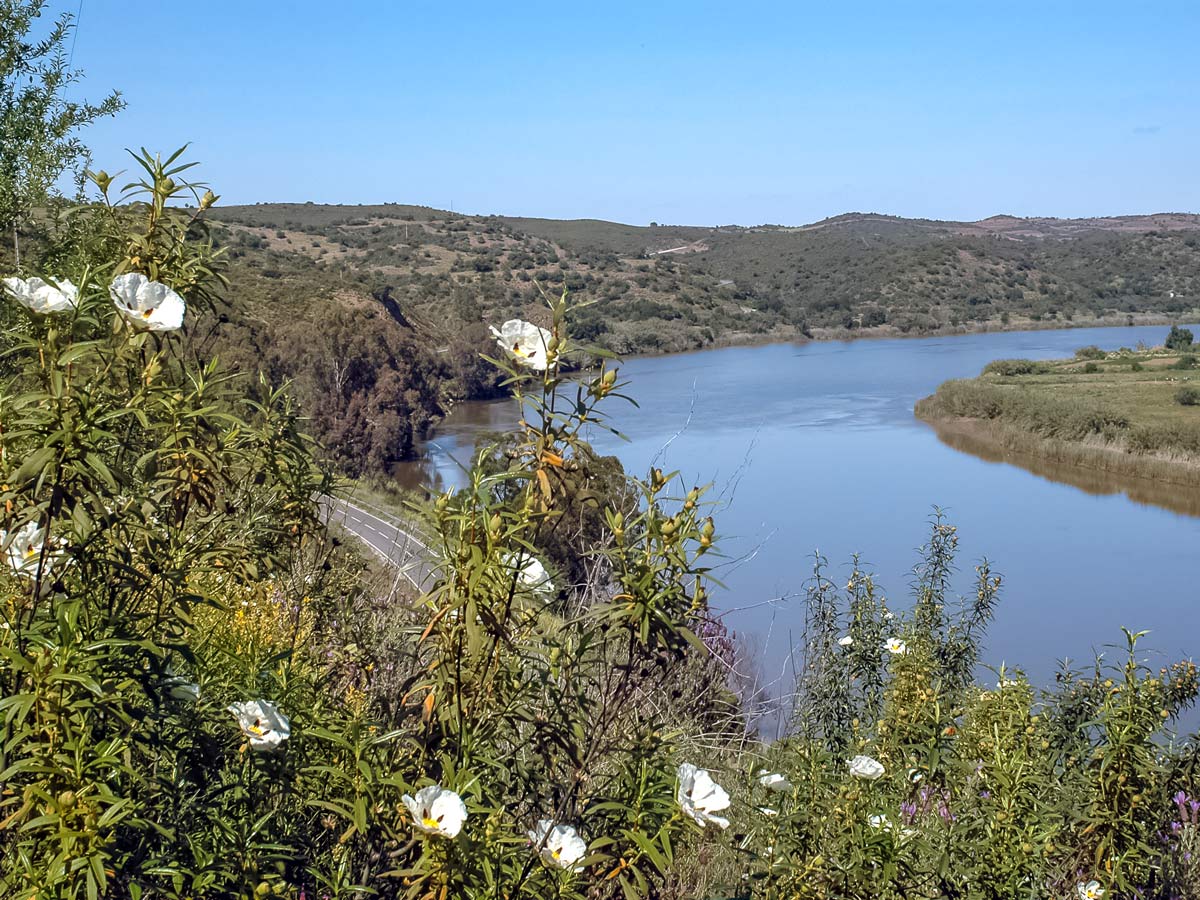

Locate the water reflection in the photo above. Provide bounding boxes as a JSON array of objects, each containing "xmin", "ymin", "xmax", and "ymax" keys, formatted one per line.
[
  {"xmin": 391, "ymin": 398, "xmax": 518, "ymax": 494},
  {"xmin": 926, "ymin": 419, "xmax": 1200, "ymax": 518}
]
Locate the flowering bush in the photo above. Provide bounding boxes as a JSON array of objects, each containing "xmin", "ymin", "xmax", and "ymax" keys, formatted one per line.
[
  {"xmin": 0, "ymin": 156, "xmax": 738, "ymax": 899},
  {"xmin": 2, "ymin": 151, "xmax": 1200, "ymax": 900},
  {"xmin": 735, "ymin": 534, "xmax": 1200, "ymax": 900}
]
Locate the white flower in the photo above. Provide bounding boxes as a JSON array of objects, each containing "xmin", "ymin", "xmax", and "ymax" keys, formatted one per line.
[
  {"xmin": 848, "ymin": 755, "xmax": 885, "ymax": 780},
  {"xmin": 677, "ymin": 763, "xmax": 731, "ymax": 829},
  {"xmin": 882, "ymin": 609, "xmax": 895, "ymax": 620},
  {"xmin": 1078, "ymin": 880, "xmax": 1105, "ymax": 900},
  {"xmin": 757, "ymin": 771, "xmax": 793, "ymax": 792},
  {"xmin": 868, "ymin": 815, "xmax": 916, "ymax": 842},
  {"xmin": 837, "ymin": 635, "xmax": 853, "ymax": 647},
  {"xmin": 503, "ymin": 552, "xmax": 554, "ymax": 595},
  {"xmin": 996, "ymin": 677, "xmax": 1020, "ymax": 690},
  {"xmin": 885, "ymin": 637, "xmax": 908, "ymax": 655},
  {"xmin": 227, "ymin": 699, "xmax": 290, "ymax": 751},
  {"xmin": 109, "ymin": 273, "xmax": 186, "ymax": 331},
  {"xmin": 166, "ymin": 677, "xmax": 200, "ymax": 702},
  {"xmin": 403, "ymin": 785, "xmax": 467, "ymax": 838},
  {"xmin": 757, "ymin": 806, "xmax": 779, "ymax": 816},
  {"xmin": 490, "ymin": 319, "xmax": 552, "ymax": 371},
  {"xmin": 2, "ymin": 276, "xmax": 78, "ymax": 314},
  {"xmin": 528, "ymin": 819, "xmax": 587, "ymax": 870},
  {"xmin": 2, "ymin": 521, "xmax": 63, "ymax": 579}
]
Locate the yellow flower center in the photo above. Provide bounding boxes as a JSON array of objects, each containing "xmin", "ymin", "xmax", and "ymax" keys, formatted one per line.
[
  {"xmin": 247, "ymin": 721, "xmax": 267, "ymax": 736},
  {"xmin": 551, "ymin": 848, "xmax": 561, "ymax": 859},
  {"xmin": 142, "ymin": 308, "xmax": 155, "ymax": 319},
  {"xmin": 422, "ymin": 816, "xmax": 441, "ymax": 830}
]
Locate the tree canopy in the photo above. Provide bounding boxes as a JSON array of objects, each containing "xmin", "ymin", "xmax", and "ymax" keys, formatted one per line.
[{"xmin": 0, "ymin": 0, "xmax": 123, "ymax": 266}]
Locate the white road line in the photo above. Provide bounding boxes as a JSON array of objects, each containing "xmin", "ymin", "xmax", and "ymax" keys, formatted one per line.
[{"xmin": 324, "ymin": 497, "xmax": 435, "ymax": 591}]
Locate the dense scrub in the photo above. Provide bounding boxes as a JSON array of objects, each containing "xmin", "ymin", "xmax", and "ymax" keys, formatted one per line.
[
  {"xmin": 6, "ymin": 163, "xmax": 1200, "ymax": 898},
  {"xmin": 917, "ymin": 344, "xmax": 1200, "ymax": 469},
  {"xmin": 500, "ymin": 212, "xmax": 1200, "ymax": 336},
  {"xmin": 213, "ymin": 204, "xmax": 1200, "ymax": 354},
  {"xmin": 0, "ymin": 163, "xmax": 743, "ymax": 898}
]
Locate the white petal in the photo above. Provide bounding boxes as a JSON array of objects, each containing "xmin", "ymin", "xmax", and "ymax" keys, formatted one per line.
[
  {"xmin": 848, "ymin": 755, "xmax": 885, "ymax": 779},
  {"xmin": 407, "ymin": 785, "xmax": 466, "ymax": 838},
  {"xmin": 110, "ymin": 273, "xmax": 186, "ymax": 332},
  {"xmin": 491, "ymin": 319, "xmax": 552, "ymax": 372},
  {"xmin": 758, "ymin": 772, "xmax": 793, "ymax": 791},
  {"xmin": 4, "ymin": 275, "xmax": 76, "ymax": 313}
]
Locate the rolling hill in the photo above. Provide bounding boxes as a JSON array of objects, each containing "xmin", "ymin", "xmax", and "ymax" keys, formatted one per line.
[{"xmin": 196, "ymin": 203, "xmax": 1200, "ymax": 476}]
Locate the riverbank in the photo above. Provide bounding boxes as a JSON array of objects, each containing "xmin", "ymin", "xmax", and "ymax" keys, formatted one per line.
[
  {"xmin": 808, "ymin": 310, "xmax": 1196, "ymax": 345},
  {"xmin": 569, "ymin": 309, "xmax": 1199, "ymax": 373},
  {"xmin": 914, "ymin": 345, "xmax": 1200, "ymax": 488}
]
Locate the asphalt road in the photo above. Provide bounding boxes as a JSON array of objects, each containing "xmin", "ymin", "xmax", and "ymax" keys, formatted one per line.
[{"xmin": 324, "ymin": 498, "xmax": 437, "ymax": 591}]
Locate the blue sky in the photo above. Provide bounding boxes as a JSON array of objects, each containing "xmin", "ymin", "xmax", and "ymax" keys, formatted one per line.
[{"xmin": 56, "ymin": 1, "xmax": 1199, "ymax": 225}]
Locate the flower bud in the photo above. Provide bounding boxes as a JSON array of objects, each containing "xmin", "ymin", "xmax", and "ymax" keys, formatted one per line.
[{"xmin": 200, "ymin": 189, "xmax": 218, "ymax": 210}]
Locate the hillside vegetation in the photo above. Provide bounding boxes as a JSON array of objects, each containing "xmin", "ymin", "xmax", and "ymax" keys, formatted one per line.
[
  {"xmin": 213, "ymin": 205, "xmax": 1200, "ymax": 350},
  {"xmin": 193, "ymin": 205, "xmax": 1200, "ymax": 476}
]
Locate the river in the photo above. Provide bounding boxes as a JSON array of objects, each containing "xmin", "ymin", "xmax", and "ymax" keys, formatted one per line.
[{"xmin": 395, "ymin": 324, "xmax": 1200, "ymax": 719}]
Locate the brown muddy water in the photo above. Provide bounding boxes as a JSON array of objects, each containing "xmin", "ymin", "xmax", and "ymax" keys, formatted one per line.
[{"xmin": 396, "ymin": 324, "xmax": 1200, "ymax": 719}]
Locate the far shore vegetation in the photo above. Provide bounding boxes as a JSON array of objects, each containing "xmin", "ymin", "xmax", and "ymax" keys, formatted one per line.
[{"xmin": 915, "ymin": 326, "xmax": 1200, "ymax": 486}]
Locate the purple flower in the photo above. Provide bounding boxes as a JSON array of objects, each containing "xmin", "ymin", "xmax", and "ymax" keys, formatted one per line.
[{"xmin": 980, "ymin": 790, "xmax": 991, "ymax": 800}]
